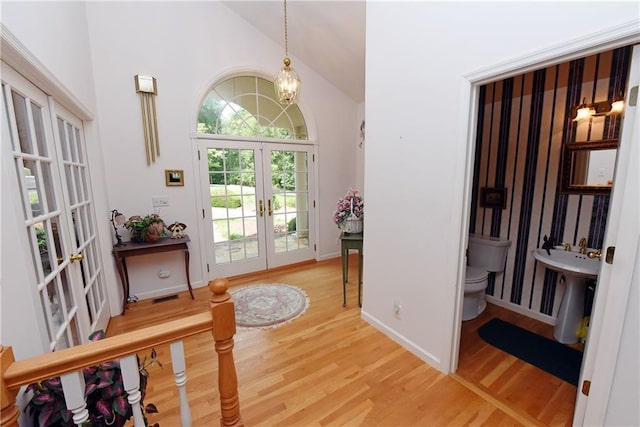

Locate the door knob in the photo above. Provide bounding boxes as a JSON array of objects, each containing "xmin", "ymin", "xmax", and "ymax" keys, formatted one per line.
[
  {"xmin": 69, "ymin": 253, "xmax": 84, "ymax": 262},
  {"xmin": 268, "ymin": 199, "xmax": 273, "ymax": 216}
]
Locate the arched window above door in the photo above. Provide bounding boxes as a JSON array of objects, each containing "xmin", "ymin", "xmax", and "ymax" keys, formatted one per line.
[{"xmin": 198, "ymin": 76, "xmax": 308, "ymax": 140}]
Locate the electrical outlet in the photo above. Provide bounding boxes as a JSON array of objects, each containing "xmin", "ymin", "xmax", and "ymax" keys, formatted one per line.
[
  {"xmin": 152, "ymin": 196, "xmax": 169, "ymax": 207},
  {"xmin": 393, "ymin": 299, "xmax": 402, "ymax": 319}
]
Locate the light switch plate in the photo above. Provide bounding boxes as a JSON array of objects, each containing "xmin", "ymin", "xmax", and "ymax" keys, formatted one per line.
[{"xmin": 152, "ymin": 196, "xmax": 169, "ymax": 207}]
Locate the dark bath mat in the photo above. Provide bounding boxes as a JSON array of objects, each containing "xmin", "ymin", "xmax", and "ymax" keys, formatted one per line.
[{"xmin": 477, "ymin": 317, "xmax": 583, "ymax": 386}]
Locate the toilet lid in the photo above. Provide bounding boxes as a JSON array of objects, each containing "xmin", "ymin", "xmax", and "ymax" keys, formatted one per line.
[{"xmin": 466, "ymin": 266, "xmax": 488, "ymax": 283}]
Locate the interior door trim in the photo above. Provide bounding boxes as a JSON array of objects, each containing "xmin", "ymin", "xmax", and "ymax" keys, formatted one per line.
[{"xmin": 1, "ymin": 23, "xmax": 94, "ymax": 121}]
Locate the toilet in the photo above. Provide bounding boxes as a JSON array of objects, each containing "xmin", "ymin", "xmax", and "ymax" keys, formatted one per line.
[{"xmin": 463, "ymin": 234, "xmax": 512, "ymax": 321}]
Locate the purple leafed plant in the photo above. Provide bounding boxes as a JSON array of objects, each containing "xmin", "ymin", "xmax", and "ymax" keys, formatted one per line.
[{"xmin": 25, "ymin": 330, "xmax": 161, "ymax": 427}]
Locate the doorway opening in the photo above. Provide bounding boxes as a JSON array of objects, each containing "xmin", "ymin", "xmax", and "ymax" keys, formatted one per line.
[
  {"xmin": 195, "ymin": 74, "xmax": 317, "ymax": 278},
  {"xmin": 456, "ymin": 30, "xmax": 638, "ymax": 425}
]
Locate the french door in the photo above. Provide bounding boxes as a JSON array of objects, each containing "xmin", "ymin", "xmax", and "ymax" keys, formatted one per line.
[
  {"xmin": 199, "ymin": 140, "xmax": 315, "ymax": 278},
  {"xmin": 1, "ymin": 62, "xmax": 110, "ymax": 351}
]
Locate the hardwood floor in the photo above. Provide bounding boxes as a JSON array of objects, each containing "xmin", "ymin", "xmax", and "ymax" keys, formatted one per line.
[
  {"xmin": 107, "ymin": 257, "xmax": 578, "ymax": 426},
  {"xmin": 456, "ymin": 304, "xmax": 580, "ymax": 427}
]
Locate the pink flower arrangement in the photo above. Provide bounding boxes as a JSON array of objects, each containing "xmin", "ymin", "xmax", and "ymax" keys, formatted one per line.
[{"xmin": 333, "ymin": 188, "xmax": 364, "ymax": 229}]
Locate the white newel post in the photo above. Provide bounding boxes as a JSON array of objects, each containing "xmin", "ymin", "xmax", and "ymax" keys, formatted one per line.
[
  {"xmin": 170, "ymin": 340, "xmax": 192, "ymax": 426},
  {"xmin": 59, "ymin": 370, "xmax": 89, "ymax": 426},
  {"xmin": 121, "ymin": 355, "xmax": 145, "ymax": 426}
]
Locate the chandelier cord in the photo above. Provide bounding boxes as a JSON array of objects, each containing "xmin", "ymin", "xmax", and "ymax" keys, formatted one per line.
[{"xmin": 283, "ymin": 0, "xmax": 289, "ymax": 58}]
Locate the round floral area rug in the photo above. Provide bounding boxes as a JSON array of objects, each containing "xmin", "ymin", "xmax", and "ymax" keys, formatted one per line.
[{"xmin": 230, "ymin": 284, "xmax": 310, "ymax": 329}]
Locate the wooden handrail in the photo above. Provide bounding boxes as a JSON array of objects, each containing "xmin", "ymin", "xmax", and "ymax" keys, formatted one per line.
[
  {"xmin": 1, "ymin": 347, "xmax": 20, "ymax": 426},
  {"xmin": 1, "ymin": 278, "xmax": 243, "ymax": 426},
  {"xmin": 3, "ymin": 313, "xmax": 211, "ymax": 389}
]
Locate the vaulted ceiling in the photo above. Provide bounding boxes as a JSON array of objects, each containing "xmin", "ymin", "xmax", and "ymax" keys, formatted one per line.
[{"xmin": 222, "ymin": 1, "xmax": 366, "ymax": 103}]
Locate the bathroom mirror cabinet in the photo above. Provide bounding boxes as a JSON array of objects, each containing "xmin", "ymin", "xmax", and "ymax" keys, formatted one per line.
[{"xmin": 560, "ymin": 138, "xmax": 619, "ymax": 195}]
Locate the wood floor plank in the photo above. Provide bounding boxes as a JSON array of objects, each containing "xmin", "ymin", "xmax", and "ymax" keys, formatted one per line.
[
  {"xmin": 107, "ymin": 257, "xmax": 576, "ymax": 426},
  {"xmin": 458, "ymin": 303, "xmax": 579, "ymax": 426}
]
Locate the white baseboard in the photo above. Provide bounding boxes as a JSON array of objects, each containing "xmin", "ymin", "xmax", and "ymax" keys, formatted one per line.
[
  {"xmin": 130, "ymin": 280, "xmax": 205, "ymax": 302},
  {"xmin": 360, "ymin": 309, "xmax": 445, "ymax": 373},
  {"xmin": 317, "ymin": 251, "xmax": 340, "ymax": 262},
  {"xmin": 485, "ymin": 295, "xmax": 556, "ymax": 326}
]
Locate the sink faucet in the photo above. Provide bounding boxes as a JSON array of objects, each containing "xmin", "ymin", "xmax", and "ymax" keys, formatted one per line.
[
  {"xmin": 578, "ymin": 238, "xmax": 587, "ymax": 254},
  {"xmin": 561, "ymin": 242, "xmax": 572, "ymax": 251},
  {"xmin": 587, "ymin": 249, "xmax": 602, "ymax": 260}
]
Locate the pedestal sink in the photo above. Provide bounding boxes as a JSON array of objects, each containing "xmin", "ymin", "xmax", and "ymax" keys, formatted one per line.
[{"xmin": 532, "ymin": 248, "xmax": 601, "ymax": 344}]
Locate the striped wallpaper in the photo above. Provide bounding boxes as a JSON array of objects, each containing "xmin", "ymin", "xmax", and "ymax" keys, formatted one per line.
[{"xmin": 470, "ymin": 45, "xmax": 632, "ymax": 323}]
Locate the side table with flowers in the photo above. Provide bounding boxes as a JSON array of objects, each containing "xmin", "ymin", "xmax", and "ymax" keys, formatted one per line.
[
  {"xmin": 124, "ymin": 214, "xmax": 167, "ymax": 243},
  {"xmin": 333, "ymin": 188, "xmax": 364, "ymax": 233}
]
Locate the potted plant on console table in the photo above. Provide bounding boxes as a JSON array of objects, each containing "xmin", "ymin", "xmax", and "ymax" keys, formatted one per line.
[{"xmin": 124, "ymin": 214, "xmax": 167, "ymax": 243}]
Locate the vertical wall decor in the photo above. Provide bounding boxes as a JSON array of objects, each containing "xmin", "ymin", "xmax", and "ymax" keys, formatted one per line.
[{"xmin": 134, "ymin": 74, "xmax": 160, "ymax": 165}]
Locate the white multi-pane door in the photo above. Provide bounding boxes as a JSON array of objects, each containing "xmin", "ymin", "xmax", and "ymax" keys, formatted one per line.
[
  {"xmin": 53, "ymin": 102, "xmax": 110, "ymax": 337},
  {"xmin": 200, "ymin": 140, "xmax": 315, "ymax": 278},
  {"xmin": 1, "ymin": 62, "xmax": 109, "ymax": 351}
]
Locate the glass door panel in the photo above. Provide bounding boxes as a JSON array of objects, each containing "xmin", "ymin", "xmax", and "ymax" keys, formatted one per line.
[
  {"xmin": 265, "ymin": 145, "xmax": 315, "ymax": 268},
  {"xmin": 205, "ymin": 143, "xmax": 266, "ymax": 277},
  {"xmin": 54, "ymin": 102, "xmax": 110, "ymax": 333},
  {"xmin": 200, "ymin": 140, "xmax": 315, "ymax": 277}
]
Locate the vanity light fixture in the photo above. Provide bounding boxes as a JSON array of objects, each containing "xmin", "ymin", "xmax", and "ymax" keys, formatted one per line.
[
  {"xmin": 573, "ymin": 98, "xmax": 596, "ymax": 121},
  {"xmin": 274, "ymin": 0, "xmax": 301, "ymax": 105},
  {"xmin": 572, "ymin": 96, "xmax": 625, "ymax": 121},
  {"xmin": 610, "ymin": 92, "xmax": 625, "ymax": 114}
]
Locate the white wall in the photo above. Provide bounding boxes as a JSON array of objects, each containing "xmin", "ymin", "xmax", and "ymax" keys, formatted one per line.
[
  {"xmin": 1, "ymin": 2, "xmax": 97, "ymax": 110},
  {"xmin": 362, "ymin": 1, "xmax": 639, "ymax": 374},
  {"xmin": 2, "ymin": 0, "xmax": 360, "ymax": 356},
  {"xmin": 85, "ymin": 1, "xmax": 358, "ymax": 301},
  {"xmin": 356, "ymin": 102, "xmax": 365, "ymax": 194}
]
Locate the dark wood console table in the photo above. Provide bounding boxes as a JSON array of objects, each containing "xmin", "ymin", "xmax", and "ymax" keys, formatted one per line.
[{"xmin": 112, "ymin": 235, "xmax": 194, "ymax": 315}]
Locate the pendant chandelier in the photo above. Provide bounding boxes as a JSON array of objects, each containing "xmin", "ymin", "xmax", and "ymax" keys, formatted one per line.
[{"xmin": 274, "ymin": 0, "xmax": 301, "ymax": 105}]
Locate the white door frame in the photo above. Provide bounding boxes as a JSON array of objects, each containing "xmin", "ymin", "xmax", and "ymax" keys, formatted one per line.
[{"xmin": 454, "ymin": 20, "xmax": 640, "ymax": 424}]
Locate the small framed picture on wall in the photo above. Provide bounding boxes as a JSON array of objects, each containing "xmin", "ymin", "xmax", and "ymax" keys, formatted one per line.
[
  {"xmin": 480, "ymin": 187, "xmax": 507, "ymax": 209},
  {"xmin": 165, "ymin": 169, "xmax": 184, "ymax": 186}
]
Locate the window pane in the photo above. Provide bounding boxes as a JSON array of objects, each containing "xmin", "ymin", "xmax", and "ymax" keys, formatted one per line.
[
  {"xmin": 23, "ymin": 160, "xmax": 43, "ymax": 217},
  {"xmin": 65, "ymin": 164, "xmax": 76, "ymax": 205},
  {"xmin": 31, "ymin": 101, "xmax": 48, "ymax": 156},
  {"xmin": 74, "ymin": 127, "xmax": 84, "ymax": 163},
  {"xmin": 41, "ymin": 162, "xmax": 57, "ymax": 211},
  {"xmin": 58, "ymin": 117, "xmax": 70, "ymax": 160},
  {"xmin": 11, "ymin": 91, "xmax": 34, "ymax": 154},
  {"xmin": 197, "ymin": 76, "xmax": 307, "ymax": 140},
  {"xmin": 67, "ymin": 123, "xmax": 77, "ymax": 162}
]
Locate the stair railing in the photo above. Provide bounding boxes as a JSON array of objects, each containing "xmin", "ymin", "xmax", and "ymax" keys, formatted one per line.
[{"xmin": 0, "ymin": 278, "xmax": 242, "ymax": 427}]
